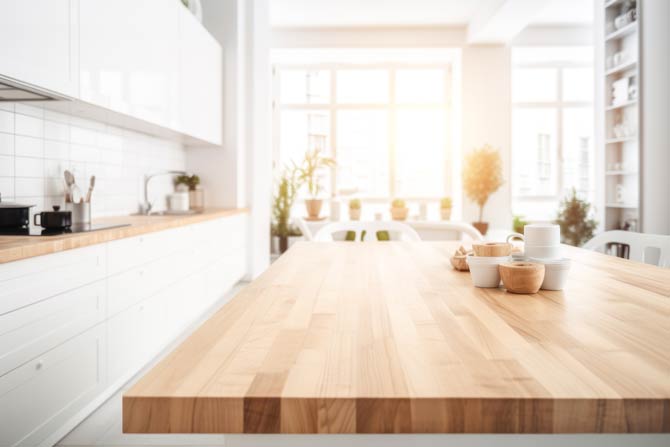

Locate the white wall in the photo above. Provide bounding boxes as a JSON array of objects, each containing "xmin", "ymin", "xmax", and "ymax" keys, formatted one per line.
[{"xmin": 0, "ymin": 102, "xmax": 185, "ymax": 219}]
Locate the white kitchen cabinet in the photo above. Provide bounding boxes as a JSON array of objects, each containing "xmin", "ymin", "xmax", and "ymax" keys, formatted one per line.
[
  {"xmin": 179, "ymin": 7, "xmax": 223, "ymax": 145},
  {"xmin": 0, "ymin": 0, "xmax": 78, "ymax": 97},
  {"xmin": 79, "ymin": 0, "xmax": 181, "ymax": 130}
]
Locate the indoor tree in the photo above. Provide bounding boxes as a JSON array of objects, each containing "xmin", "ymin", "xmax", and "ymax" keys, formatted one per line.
[{"xmin": 462, "ymin": 144, "xmax": 503, "ymax": 235}]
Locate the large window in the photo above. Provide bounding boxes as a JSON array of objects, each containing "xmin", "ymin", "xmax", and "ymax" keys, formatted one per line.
[
  {"xmin": 273, "ymin": 57, "xmax": 456, "ymax": 205},
  {"xmin": 511, "ymin": 47, "xmax": 594, "ymax": 221}
]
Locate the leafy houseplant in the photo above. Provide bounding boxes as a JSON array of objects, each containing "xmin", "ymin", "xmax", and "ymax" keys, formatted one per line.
[
  {"xmin": 349, "ymin": 198, "xmax": 362, "ymax": 221},
  {"xmin": 553, "ymin": 188, "xmax": 598, "ymax": 247},
  {"xmin": 390, "ymin": 198, "xmax": 408, "ymax": 221},
  {"xmin": 296, "ymin": 149, "xmax": 336, "ymax": 219},
  {"xmin": 513, "ymin": 215, "xmax": 529, "ymax": 234},
  {"xmin": 174, "ymin": 174, "xmax": 200, "ymax": 191},
  {"xmin": 462, "ymin": 144, "xmax": 504, "ymax": 235},
  {"xmin": 174, "ymin": 174, "xmax": 204, "ymax": 211},
  {"xmin": 272, "ymin": 169, "xmax": 299, "ymax": 254},
  {"xmin": 440, "ymin": 197, "xmax": 452, "ymax": 221}
]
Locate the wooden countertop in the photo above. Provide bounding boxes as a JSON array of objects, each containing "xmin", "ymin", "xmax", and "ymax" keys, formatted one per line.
[
  {"xmin": 123, "ymin": 241, "xmax": 670, "ymax": 434},
  {"xmin": 0, "ymin": 208, "xmax": 248, "ymax": 264}
]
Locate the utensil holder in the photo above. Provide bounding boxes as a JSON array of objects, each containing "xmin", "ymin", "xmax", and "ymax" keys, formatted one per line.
[{"xmin": 67, "ymin": 202, "xmax": 91, "ymax": 224}]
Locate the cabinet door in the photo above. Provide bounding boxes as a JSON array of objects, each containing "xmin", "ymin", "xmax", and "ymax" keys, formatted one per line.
[
  {"xmin": 179, "ymin": 7, "xmax": 222, "ymax": 144},
  {"xmin": 0, "ymin": 0, "xmax": 78, "ymax": 97},
  {"xmin": 79, "ymin": 0, "xmax": 180, "ymax": 129}
]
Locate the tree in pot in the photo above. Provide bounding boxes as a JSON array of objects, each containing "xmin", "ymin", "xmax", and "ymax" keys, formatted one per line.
[
  {"xmin": 349, "ymin": 198, "xmax": 361, "ymax": 220},
  {"xmin": 440, "ymin": 197, "xmax": 452, "ymax": 220},
  {"xmin": 462, "ymin": 144, "xmax": 503, "ymax": 235},
  {"xmin": 553, "ymin": 188, "xmax": 598, "ymax": 247},
  {"xmin": 390, "ymin": 198, "xmax": 409, "ymax": 221},
  {"xmin": 272, "ymin": 168, "xmax": 299, "ymax": 254},
  {"xmin": 296, "ymin": 149, "xmax": 336, "ymax": 219}
]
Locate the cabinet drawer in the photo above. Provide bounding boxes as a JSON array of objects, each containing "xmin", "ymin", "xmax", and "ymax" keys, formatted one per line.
[
  {"xmin": 0, "ymin": 324, "xmax": 105, "ymax": 447},
  {"xmin": 0, "ymin": 245, "xmax": 106, "ymax": 315},
  {"xmin": 0, "ymin": 280, "xmax": 106, "ymax": 377}
]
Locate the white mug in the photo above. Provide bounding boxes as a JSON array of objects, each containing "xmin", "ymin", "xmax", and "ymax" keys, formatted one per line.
[{"xmin": 507, "ymin": 224, "xmax": 562, "ymax": 259}]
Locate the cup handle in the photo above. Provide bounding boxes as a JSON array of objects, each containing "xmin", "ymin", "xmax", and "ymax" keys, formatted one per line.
[
  {"xmin": 33, "ymin": 214, "xmax": 41, "ymax": 226},
  {"xmin": 506, "ymin": 232, "xmax": 524, "ymax": 243}
]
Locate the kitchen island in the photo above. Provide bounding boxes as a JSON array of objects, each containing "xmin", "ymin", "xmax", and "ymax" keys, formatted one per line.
[{"xmin": 123, "ymin": 241, "xmax": 670, "ymax": 445}]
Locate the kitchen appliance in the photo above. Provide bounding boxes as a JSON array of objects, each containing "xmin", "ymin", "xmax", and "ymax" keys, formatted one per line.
[
  {"xmin": 0, "ymin": 194, "xmax": 35, "ymax": 228},
  {"xmin": 33, "ymin": 206, "xmax": 72, "ymax": 230},
  {"xmin": 0, "ymin": 222, "xmax": 130, "ymax": 237}
]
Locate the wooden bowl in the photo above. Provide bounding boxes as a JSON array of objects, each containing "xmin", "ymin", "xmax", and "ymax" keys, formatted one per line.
[
  {"xmin": 450, "ymin": 254, "xmax": 469, "ymax": 271},
  {"xmin": 499, "ymin": 262, "xmax": 545, "ymax": 294},
  {"xmin": 473, "ymin": 242, "xmax": 512, "ymax": 257}
]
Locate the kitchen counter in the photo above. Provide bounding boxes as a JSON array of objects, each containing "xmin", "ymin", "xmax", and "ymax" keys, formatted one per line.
[
  {"xmin": 123, "ymin": 241, "xmax": 670, "ymax": 435},
  {"xmin": 0, "ymin": 208, "xmax": 248, "ymax": 264}
]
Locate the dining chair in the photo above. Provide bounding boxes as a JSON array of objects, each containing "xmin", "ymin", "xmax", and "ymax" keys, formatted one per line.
[
  {"xmin": 294, "ymin": 217, "xmax": 314, "ymax": 241},
  {"xmin": 313, "ymin": 221, "xmax": 421, "ymax": 242},
  {"xmin": 410, "ymin": 222, "xmax": 484, "ymax": 241},
  {"xmin": 584, "ymin": 230, "xmax": 670, "ymax": 267}
]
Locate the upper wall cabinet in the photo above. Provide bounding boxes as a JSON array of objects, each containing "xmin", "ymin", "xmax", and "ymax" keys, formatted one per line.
[
  {"xmin": 0, "ymin": 0, "xmax": 78, "ymax": 97},
  {"xmin": 79, "ymin": 0, "xmax": 181, "ymax": 131},
  {"xmin": 179, "ymin": 8, "xmax": 223, "ymax": 146}
]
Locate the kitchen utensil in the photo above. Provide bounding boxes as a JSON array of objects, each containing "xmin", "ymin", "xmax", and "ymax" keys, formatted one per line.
[
  {"xmin": 472, "ymin": 242, "xmax": 512, "ymax": 257},
  {"xmin": 168, "ymin": 192, "xmax": 190, "ymax": 212},
  {"xmin": 68, "ymin": 202, "xmax": 91, "ymax": 224},
  {"xmin": 466, "ymin": 254, "xmax": 509, "ymax": 288},
  {"xmin": 64, "ymin": 170, "xmax": 75, "ymax": 203},
  {"xmin": 71, "ymin": 184, "xmax": 83, "ymax": 204},
  {"xmin": 529, "ymin": 257, "xmax": 571, "ymax": 291},
  {"xmin": 0, "ymin": 194, "xmax": 35, "ymax": 228},
  {"xmin": 33, "ymin": 206, "xmax": 72, "ymax": 230},
  {"xmin": 85, "ymin": 176, "xmax": 96, "ymax": 203},
  {"xmin": 499, "ymin": 262, "xmax": 545, "ymax": 294}
]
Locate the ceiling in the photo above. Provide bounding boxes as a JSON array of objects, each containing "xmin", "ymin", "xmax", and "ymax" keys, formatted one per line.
[{"xmin": 270, "ymin": 0, "xmax": 594, "ymax": 28}]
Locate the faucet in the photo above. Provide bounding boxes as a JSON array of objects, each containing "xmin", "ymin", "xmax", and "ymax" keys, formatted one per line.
[{"xmin": 140, "ymin": 170, "xmax": 190, "ymax": 215}]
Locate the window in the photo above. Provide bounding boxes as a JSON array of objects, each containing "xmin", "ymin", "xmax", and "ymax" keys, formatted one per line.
[
  {"xmin": 511, "ymin": 47, "xmax": 594, "ymax": 221},
  {"xmin": 272, "ymin": 56, "xmax": 456, "ymax": 208}
]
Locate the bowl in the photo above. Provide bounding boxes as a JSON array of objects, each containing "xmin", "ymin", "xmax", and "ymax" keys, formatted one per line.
[
  {"xmin": 466, "ymin": 254, "xmax": 509, "ymax": 288},
  {"xmin": 499, "ymin": 262, "xmax": 545, "ymax": 294},
  {"xmin": 529, "ymin": 258, "xmax": 571, "ymax": 290},
  {"xmin": 472, "ymin": 242, "xmax": 512, "ymax": 257}
]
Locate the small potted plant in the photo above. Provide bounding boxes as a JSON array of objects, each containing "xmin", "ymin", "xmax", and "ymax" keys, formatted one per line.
[
  {"xmin": 297, "ymin": 149, "xmax": 336, "ymax": 219},
  {"xmin": 390, "ymin": 198, "xmax": 409, "ymax": 221},
  {"xmin": 513, "ymin": 214, "xmax": 528, "ymax": 234},
  {"xmin": 272, "ymin": 169, "xmax": 299, "ymax": 254},
  {"xmin": 440, "ymin": 197, "xmax": 452, "ymax": 220},
  {"xmin": 175, "ymin": 174, "xmax": 204, "ymax": 211},
  {"xmin": 462, "ymin": 144, "xmax": 503, "ymax": 235},
  {"xmin": 553, "ymin": 188, "xmax": 598, "ymax": 247},
  {"xmin": 349, "ymin": 198, "xmax": 361, "ymax": 220}
]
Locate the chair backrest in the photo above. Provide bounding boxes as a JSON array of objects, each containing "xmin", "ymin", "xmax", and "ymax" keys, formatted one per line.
[
  {"xmin": 313, "ymin": 221, "xmax": 421, "ymax": 242},
  {"xmin": 584, "ymin": 230, "xmax": 670, "ymax": 267},
  {"xmin": 411, "ymin": 222, "xmax": 484, "ymax": 241},
  {"xmin": 294, "ymin": 218, "xmax": 314, "ymax": 241}
]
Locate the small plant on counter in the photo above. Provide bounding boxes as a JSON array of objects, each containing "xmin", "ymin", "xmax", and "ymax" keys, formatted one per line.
[
  {"xmin": 390, "ymin": 198, "xmax": 408, "ymax": 221},
  {"xmin": 296, "ymin": 149, "xmax": 336, "ymax": 219},
  {"xmin": 462, "ymin": 144, "xmax": 503, "ymax": 235},
  {"xmin": 174, "ymin": 174, "xmax": 200, "ymax": 191},
  {"xmin": 349, "ymin": 198, "xmax": 362, "ymax": 220},
  {"xmin": 513, "ymin": 214, "xmax": 528, "ymax": 234},
  {"xmin": 440, "ymin": 197, "xmax": 452, "ymax": 221},
  {"xmin": 553, "ymin": 188, "xmax": 598, "ymax": 247},
  {"xmin": 272, "ymin": 168, "xmax": 299, "ymax": 254}
]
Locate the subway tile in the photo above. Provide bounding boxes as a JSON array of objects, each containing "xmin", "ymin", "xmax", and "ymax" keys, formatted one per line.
[
  {"xmin": 100, "ymin": 148, "xmax": 123, "ymax": 165},
  {"xmin": 0, "ymin": 155, "xmax": 14, "ymax": 177},
  {"xmin": 44, "ymin": 108, "xmax": 70, "ymax": 124},
  {"xmin": 45, "ymin": 177, "xmax": 65, "ymax": 197},
  {"xmin": 15, "ymin": 178, "xmax": 44, "ymax": 197},
  {"xmin": 45, "ymin": 158, "xmax": 69, "ymax": 179},
  {"xmin": 0, "ymin": 177, "xmax": 15, "ymax": 199},
  {"xmin": 70, "ymin": 126, "xmax": 98, "ymax": 146},
  {"xmin": 0, "ymin": 110, "xmax": 14, "ymax": 133},
  {"xmin": 98, "ymin": 133, "xmax": 123, "ymax": 151},
  {"xmin": 0, "ymin": 133, "xmax": 13, "ymax": 155},
  {"xmin": 15, "ymin": 156, "xmax": 44, "ymax": 178},
  {"xmin": 0, "ymin": 102, "xmax": 14, "ymax": 112},
  {"xmin": 70, "ymin": 144, "xmax": 100, "ymax": 163},
  {"xmin": 15, "ymin": 135, "xmax": 44, "ymax": 158},
  {"xmin": 44, "ymin": 120, "xmax": 70, "ymax": 142},
  {"xmin": 15, "ymin": 103, "xmax": 44, "ymax": 119},
  {"xmin": 15, "ymin": 113, "xmax": 43, "ymax": 138},
  {"xmin": 44, "ymin": 140, "xmax": 70, "ymax": 160}
]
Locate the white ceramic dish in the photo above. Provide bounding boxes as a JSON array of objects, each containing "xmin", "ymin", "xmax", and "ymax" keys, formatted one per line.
[
  {"xmin": 529, "ymin": 257, "xmax": 571, "ymax": 290},
  {"xmin": 466, "ymin": 254, "xmax": 509, "ymax": 288}
]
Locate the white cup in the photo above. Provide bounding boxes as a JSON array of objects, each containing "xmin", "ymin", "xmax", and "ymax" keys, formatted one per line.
[{"xmin": 507, "ymin": 224, "xmax": 561, "ymax": 260}]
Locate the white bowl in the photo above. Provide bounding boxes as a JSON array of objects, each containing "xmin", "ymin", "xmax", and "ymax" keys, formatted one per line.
[
  {"xmin": 466, "ymin": 254, "xmax": 508, "ymax": 288},
  {"xmin": 529, "ymin": 257, "xmax": 571, "ymax": 290}
]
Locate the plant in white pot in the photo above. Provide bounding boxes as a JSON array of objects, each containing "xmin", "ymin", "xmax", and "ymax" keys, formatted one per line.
[
  {"xmin": 349, "ymin": 199, "xmax": 361, "ymax": 220},
  {"xmin": 272, "ymin": 168, "xmax": 299, "ymax": 254},
  {"xmin": 440, "ymin": 197, "xmax": 452, "ymax": 220},
  {"xmin": 390, "ymin": 198, "xmax": 409, "ymax": 221},
  {"xmin": 297, "ymin": 149, "xmax": 335, "ymax": 219},
  {"xmin": 174, "ymin": 174, "xmax": 203, "ymax": 211}
]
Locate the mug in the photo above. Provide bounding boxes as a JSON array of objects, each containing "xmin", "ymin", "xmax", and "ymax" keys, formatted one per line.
[{"xmin": 507, "ymin": 224, "xmax": 561, "ymax": 259}]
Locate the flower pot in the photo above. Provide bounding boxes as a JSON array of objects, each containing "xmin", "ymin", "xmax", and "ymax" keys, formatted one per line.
[
  {"xmin": 440, "ymin": 207, "xmax": 452, "ymax": 221},
  {"xmin": 305, "ymin": 199, "xmax": 323, "ymax": 219},
  {"xmin": 390, "ymin": 207, "xmax": 409, "ymax": 221},
  {"xmin": 189, "ymin": 188, "xmax": 204, "ymax": 211},
  {"xmin": 472, "ymin": 221, "xmax": 489, "ymax": 236},
  {"xmin": 349, "ymin": 208, "xmax": 361, "ymax": 220}
]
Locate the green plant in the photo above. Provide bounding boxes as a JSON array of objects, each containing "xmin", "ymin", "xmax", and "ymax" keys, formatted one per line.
[
  {"xmin": 462, "ymin": 144, "xmax": 503, "ymax": 223},
  {"xmin": 391, "ymin": 198, "xmax": 406, "ymax": 208},
  {"xmin": 553, "ymin": 188, "xmax": 598, "ymax": 247},
  {"xmin": 180, "ymin": 0, "xmax": 189, "ymax": 8},
  {"xmin": 440, "ymin": 197, "xmax": 452, "ymax": 209},
  {"xmin": 174, "ymin": 174, "xmax": 200, "ymax": 191},
  {"xmin": 513, "ymin": 215, "xmax": 528, "ymax": 234},
  {"xmin": 272, "ymin": 168, "xmax": 299, "ymax": 252},
  {"xmin": 349, "ymin": 198, "xmax": 361, "ymax": 210},
  {"xmin": 296, "ymin": 149, "xmax": 336, "ymax": 198}
]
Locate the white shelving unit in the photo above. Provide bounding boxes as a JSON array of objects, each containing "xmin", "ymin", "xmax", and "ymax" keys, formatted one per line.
[{"xmin": 603, "ymin": 0, "xmax": 641, "ymax": 232}]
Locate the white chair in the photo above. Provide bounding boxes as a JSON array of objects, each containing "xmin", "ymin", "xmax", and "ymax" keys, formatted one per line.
[
  {"xmin": 410, "ymin": 221, "xmax": 484, "ymax": 241},
  {"xmin": 584, "ymin": 230, "xmax": 670, "ymax": 267},
  {"xmin": 294, "ymin": 217, "xmax": 314, "ymax": 241},
  {"xmin": 313, "ymin": 221, "xmax": 421, "ymax": 242}
]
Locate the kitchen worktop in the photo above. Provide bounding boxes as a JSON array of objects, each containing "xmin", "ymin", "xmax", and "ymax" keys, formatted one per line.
[
  {"xmin": 0, "ymin": 208, "xmax": 248, "ymax": 264},
  {"xmin": 123, "ymin": 241, "xmax": 670, "ymax": 435}
]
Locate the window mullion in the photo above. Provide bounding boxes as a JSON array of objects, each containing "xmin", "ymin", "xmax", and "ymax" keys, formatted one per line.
[{"xmin": 389, "ymin": 68, "xmax": 397, "ymax": 198}]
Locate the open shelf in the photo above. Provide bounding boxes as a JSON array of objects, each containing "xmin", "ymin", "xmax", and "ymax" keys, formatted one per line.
[
  {"xmin": 606, "ymin": 203, "xmax": 638, "ymax": 209},
  {"xmin": 604, "ymin": 0, "xmax": 625, "ymax": 8},
  {"xmin": 606, "ymin": 171, "xmax": 638, "ymax": 176},
  {"xmin": 605, "ymin": 136, "xmax": 637, "ymax": 144},
  {"xmin": 605, "ymin": 22, "xmax": 638, "ymax": 41},
  {"xmin": 606, "ymin": 99, "xmax": 638, "ymax": 111},
  {"xmin": 605, "ymin": 60, "xmax": 637, "ymax": 76}
]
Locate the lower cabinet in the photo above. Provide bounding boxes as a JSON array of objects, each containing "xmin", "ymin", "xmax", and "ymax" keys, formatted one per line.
[{"xmin": 0, "ymin": 214, "xmax": 247, "ymax": 447}]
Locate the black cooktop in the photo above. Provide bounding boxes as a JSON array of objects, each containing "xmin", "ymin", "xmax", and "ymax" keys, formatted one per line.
[{"xmin": 0, "ymin": 223, "xmax": 130, "ymax": 236}]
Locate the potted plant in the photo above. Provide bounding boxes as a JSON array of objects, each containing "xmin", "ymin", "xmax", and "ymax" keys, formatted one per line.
[
  {"xmin": 462, "ymin": 144, "xmax": 503, "ymax": 235},
  {"xmin": 175, "ymin": 174, "xmax": 203, "ymax": 211},
  {"xmin": 440, "ymin": 197, "xmax": 452, "ymax": 220},
  {"xmin": 349, "ymin": 198, "xmax": 362, "ymax": 220},
  {"xmin": 272, "ymin": 169, "xmax": 299, "ymax": 254},
  {"xmin": 296, "ymin": 149, "xmax": 336, "ymax": 219},
  {"xmin": 553, "ymin": 188, "xmax": 598, "ymax": 247},
  {"xmin": 390, "ymin": 198, "xmax": 409, "ymax": 221},
  {"xmin": 513, "ymin": 214, "xmax": 528, "ymax": 234}
]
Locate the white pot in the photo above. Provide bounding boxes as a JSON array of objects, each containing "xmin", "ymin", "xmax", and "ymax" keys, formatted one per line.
[
  {"xmin": 530, "ymin": 257, "xmax": 571, "ymax": 290},
  {"xmin": 466, "ymin": 254, "xmax": 509, "ymax": 288}
]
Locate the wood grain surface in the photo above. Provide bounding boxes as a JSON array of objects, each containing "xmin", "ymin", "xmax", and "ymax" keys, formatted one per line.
[
  {"xmin": 123, "ymin": 241, "xmax": 670, "ymax": 434},
  {"xmin": 0, "ymin": 208, "xmax": 248, "ymax": 264}
]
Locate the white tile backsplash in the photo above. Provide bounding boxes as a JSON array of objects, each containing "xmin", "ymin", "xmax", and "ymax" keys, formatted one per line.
[{"xmin": 0, "ymin": 103, "xmax": 186, "ymax": 217}]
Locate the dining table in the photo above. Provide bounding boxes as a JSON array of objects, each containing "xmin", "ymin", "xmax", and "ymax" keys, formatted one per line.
[{"xmin": 123, "ymin": 241, "xmax": 670, "ymax": 447}]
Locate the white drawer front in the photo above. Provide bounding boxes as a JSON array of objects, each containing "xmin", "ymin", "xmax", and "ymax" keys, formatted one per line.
[
  {"xmin": 0, "ymin": 245, "xmax": 106, "ymax": 315},
  {"xmin": 107, "ymin": 226, "xmax": 191, "ymax": 275},
  {"xmin": 0, "ymin": 280, "xmax": 106, "ymax": 377},
  {"xmin": 0, "ymin": 324, "xmax": 105, "ymax": 447}
]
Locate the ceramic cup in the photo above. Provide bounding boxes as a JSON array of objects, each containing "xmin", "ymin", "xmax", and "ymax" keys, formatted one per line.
[
  {"xmin": 507, "ymin": 224, "xmax": 561, "ymax": 259},
  {"xmin": 466, "ymin": 254, "xmax": 509, "ymax": 288}
]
